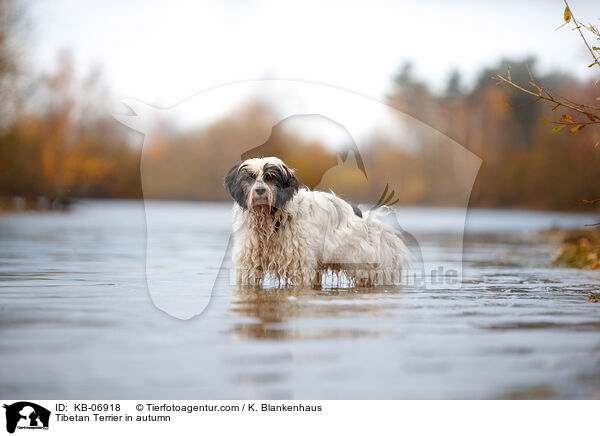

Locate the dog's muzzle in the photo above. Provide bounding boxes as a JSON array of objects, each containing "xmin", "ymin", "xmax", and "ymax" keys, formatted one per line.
[{"xmin": 250, "ymin": 181, "xmax": 271, "ymax": 208}]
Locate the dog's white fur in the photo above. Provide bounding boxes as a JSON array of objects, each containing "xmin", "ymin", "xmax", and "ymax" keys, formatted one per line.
[{"xmin": 228, "ymin": 157, "xmax": 410, "ymax": 287}]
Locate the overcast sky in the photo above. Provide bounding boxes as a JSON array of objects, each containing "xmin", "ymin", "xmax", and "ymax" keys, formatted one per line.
[{"xmin": 27, "ymin": 0, "xmax": 599, "ymax": 108}]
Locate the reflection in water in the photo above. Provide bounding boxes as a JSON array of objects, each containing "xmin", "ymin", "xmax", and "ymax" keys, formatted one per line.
[{"xmin": 230, "ymin": 286, "xmax": 401, "ymax": 340}]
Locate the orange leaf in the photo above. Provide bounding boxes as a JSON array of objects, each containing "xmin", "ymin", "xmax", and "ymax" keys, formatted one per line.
[
  {"xmin": 560, "ymin": 114, "xmax": 574, "ymax": 123},
  {"xmin": 587, "ymin": 112, "xmax": 596, "ymax": 121},
  {"xmin": 564, "ymin": 6, "xmax": 571, "ymax": 23},
  {"xmin": 570, "ymin": 124, "xmax": 585, "ymax": 133}
]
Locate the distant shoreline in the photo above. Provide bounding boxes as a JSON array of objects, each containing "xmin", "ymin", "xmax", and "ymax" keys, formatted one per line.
[{"xmin": 1, "ymin": 195, "xmax": 599, "ymax": 215}]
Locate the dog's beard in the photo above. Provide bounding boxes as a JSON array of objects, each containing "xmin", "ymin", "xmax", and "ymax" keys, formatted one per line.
[
  {"xmin": 248, "ymin": 196, "xmax": 285, "ymax": 242},
  {"xmin": 250, "ymin": 203, "xmax": 275, "ymax": 228},
  {"xmin": 253, "ymin": 204, "xmax": 271, "ymax": 214}
]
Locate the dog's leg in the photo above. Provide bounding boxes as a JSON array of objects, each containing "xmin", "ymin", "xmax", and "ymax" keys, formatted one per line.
[
  {"xmin": 249, "ymin": 268, "xmax": 263, "ymax": 287},
  {"xmin": 238, "ymin": 267, "xmax": 262, "ymax": 287},
  {"xmin": 356, "ymin": 267, "xmax": 371, "ymax": 287},
  {"xmin": 312, "ymin": 269, "xmax": 323, "ymax": 289}
]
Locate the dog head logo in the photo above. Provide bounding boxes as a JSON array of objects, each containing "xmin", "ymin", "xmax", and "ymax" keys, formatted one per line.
[
  {"xmin": 115, "ymin": 80, "xmax": 481, "ymax": 319},
  {"xmin": 3, "ymin": 402, "xmax": 50, "ymax": 434},
  {"xmin": 241, "ymin": 115, "xmax": 367, "ymax": 191}
]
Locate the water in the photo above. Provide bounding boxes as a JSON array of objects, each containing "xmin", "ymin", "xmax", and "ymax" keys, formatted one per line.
[{"xmin": 0, "ymin": 200, "xmax": 599, "ymax": 399}]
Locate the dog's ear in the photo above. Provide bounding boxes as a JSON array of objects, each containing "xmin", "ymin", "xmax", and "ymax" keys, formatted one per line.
[
  {"xmin": 284, "ymin": 167, "xmax": 299, "ymax": 192},
  {"xmin": 224, "ymin": 163, "xmax": 247, "ymax": 209},
  {"xmin": 276, "ymin": 166, "xmax": 299, "ymax": 207}
]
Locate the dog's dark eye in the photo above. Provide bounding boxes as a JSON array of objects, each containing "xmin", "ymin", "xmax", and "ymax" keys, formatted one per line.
[{"xmin": 263, "ymin": 173, "xmax": 275, "ymax": 181}]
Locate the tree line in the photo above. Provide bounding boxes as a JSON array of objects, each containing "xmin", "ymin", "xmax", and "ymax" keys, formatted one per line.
[{"xmin": 0, "ymin": 0, "xmax": 598, "ymax": 211}]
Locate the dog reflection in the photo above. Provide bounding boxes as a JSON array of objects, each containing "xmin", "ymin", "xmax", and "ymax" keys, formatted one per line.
[{"xmin": 230, "ymin": 286, "xmax": 398, "ymax": 340}]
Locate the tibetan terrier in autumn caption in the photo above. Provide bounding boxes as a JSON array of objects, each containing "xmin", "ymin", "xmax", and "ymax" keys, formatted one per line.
[{"xmin": 225, "ymin": 157, "xmax": 411, "ymax": 287}]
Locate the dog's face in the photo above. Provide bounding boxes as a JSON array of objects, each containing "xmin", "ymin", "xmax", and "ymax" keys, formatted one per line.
[{"xmin": 225, "ymin": 157, "xmax": 299, "ymax": 213}]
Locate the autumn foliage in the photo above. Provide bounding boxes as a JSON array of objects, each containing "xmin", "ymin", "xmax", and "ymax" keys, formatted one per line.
[{"xmin": 0, "ymin": 0, "xmax": 598, "ymax": 211}]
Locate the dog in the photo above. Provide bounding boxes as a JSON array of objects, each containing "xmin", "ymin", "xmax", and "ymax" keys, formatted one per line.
[{"xmin": 225, "ymin": 157, "xmax": 411, "ymax": 287}]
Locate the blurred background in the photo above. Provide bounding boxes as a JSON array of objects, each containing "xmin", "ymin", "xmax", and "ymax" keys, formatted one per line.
[{"xmin": 0, "ymin": 0, "xmax": 599, "ymax": 211}]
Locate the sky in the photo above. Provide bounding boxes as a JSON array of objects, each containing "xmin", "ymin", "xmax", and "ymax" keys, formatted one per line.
[{"xmin": 26, "ymin": 0, "xmax": 599, "ymax": 111}]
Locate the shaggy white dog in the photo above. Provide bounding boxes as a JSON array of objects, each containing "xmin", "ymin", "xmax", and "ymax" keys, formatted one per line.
[{"xmin": 225, "ymin": 157, "xmax": 410, "ymax": 287}]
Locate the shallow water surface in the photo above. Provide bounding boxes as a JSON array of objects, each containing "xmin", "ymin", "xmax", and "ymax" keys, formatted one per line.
[{"xmin": 0, "ymin": 200, "xmax": 599, "ymax": 399}]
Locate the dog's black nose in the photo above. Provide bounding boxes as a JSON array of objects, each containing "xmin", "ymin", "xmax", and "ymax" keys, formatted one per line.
[{"xmin": 255, "ymin": 186, "xmax": 266, "ymax": 196}]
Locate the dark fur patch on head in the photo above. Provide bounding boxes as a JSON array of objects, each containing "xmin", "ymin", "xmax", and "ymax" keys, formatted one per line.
[
  {"xmin": 264, "ymin": 163, "xmax": 299, "ymax": 208},
  {"xmin": 225, "ymin": 163, "xmax": 249, "ymax": 209}
]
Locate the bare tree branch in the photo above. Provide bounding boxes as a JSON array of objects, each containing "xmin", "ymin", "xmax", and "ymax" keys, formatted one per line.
[
  {"xmin": 564, "ymin": 0, "xmax": 599, "ymax": 69},
  {"xmin": 493, "ymin": 73, "xmax": 600, "ymax": 124}
]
